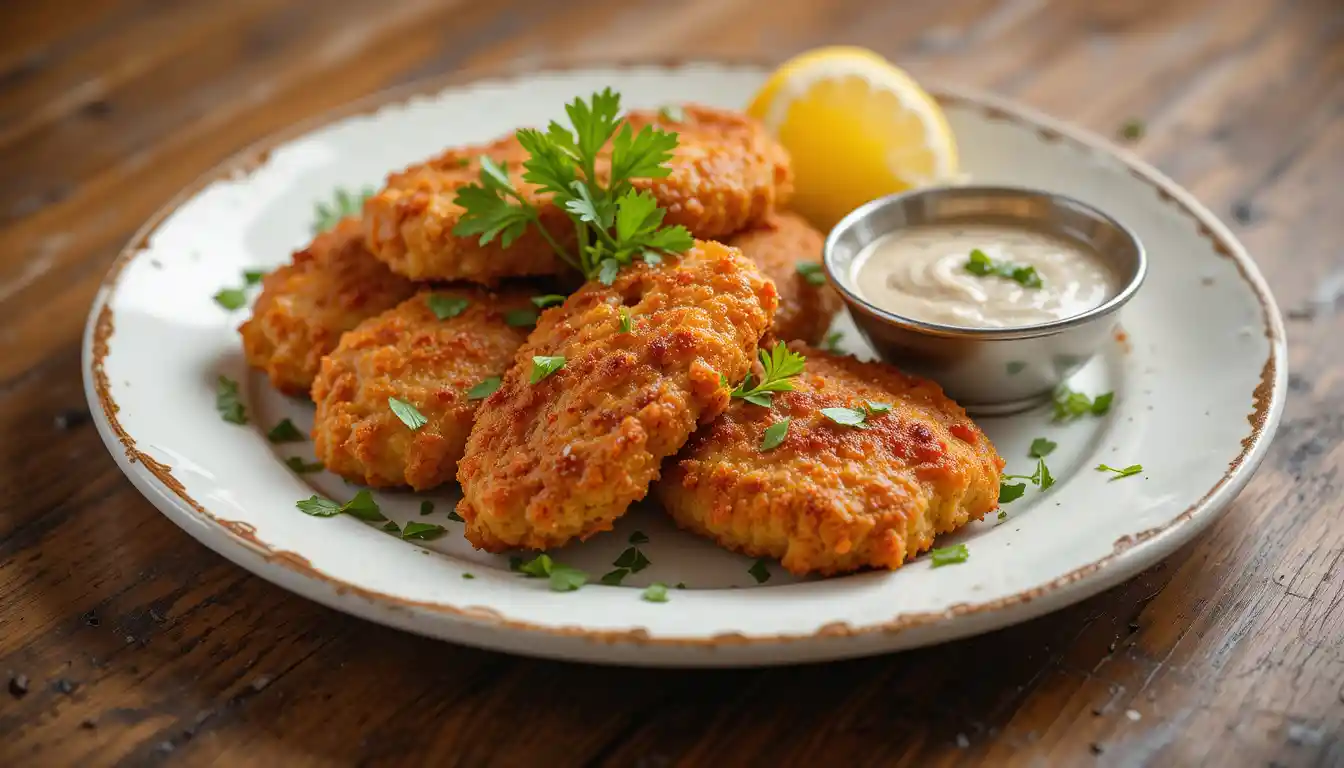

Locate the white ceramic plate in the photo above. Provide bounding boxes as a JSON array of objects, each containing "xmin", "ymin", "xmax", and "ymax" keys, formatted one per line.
[{"xmin": 83, "ymin": 63, "xmax": 1285, "ymax": 667}]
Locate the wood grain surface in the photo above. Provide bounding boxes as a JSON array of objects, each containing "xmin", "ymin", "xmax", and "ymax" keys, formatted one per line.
[{"xmin": 2, "ymin": 0, "xmax": 1341, "ymax": 765}]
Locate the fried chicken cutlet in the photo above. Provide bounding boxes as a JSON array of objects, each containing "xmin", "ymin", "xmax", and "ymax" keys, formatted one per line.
[
  {"xmin": 310, "ymin": 289, "xmax": 535, "ymax": 490},
  {"xmin": 656, "ymin": 347, "xmax": 1003, "ymax": 576},
  {"xmin": 362, "ymin": 105, "xmax": 792, "ymax": 284},
  {"xmin": 726, "ymin": 211, "xmax": 841, "ymax": 345},
  {"xmin": 457, "ymin": 240, "xmax": 779, "ymax": 552},
  {"xmin": 240, "ymin": 218, "xmax": 417, "ymax": 396}
]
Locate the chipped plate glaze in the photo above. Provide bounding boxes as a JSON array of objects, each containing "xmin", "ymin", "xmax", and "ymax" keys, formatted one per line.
[{"xmin": 82, "ymin": 63, "xmax": 1285, "ymax": 667}]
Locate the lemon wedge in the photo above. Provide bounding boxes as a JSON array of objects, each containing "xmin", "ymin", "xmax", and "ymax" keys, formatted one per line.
[{"xmin": 747, "ymin": 47, "xmax": 959, "ymax": 230}]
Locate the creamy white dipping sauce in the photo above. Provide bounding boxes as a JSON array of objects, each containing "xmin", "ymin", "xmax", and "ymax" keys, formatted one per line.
[{"xmin": 852, "ymin": 222, "xmax": 1119, "ymax": 328}]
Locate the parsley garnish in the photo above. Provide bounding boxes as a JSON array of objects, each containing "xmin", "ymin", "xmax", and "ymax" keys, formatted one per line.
[
  {"xmin": 1000, "ymin": 453, "xmax": 1055, "ymax": 502},
  {"xmin": 675, "ymin": 582, "xmax": 686, "ymax": 589},
  {"xmin": 629, "ymin": 531, "xmax": 649, "ymax": 545},
  {"xmin": 760, "ymin": 417, "xmax": 790, "ymax": 451},
  {"xmin": 504, "ymin": 308, "xmax": 539, "ymax": 327},
  {"xmin": 997, "ymin": 510, "xmax": 1009, "ymax": 521},
  {"xmin": 823, "ymin": 331, "xmax": 844, "ymax": 354},
  {"xmin": 296, "ymin": 496, "xmax": 340, "ymax": 517},
  {"xmin": 216, "ymin": 376, "xmax": 247, "ymax": 425},
  {"xmin": 796, "ymin": 261, "xmax": 827, "ymax": 287},
  {"xmin": 446, "ymin": 509, "xmax": 464, "ymax": 523},
  {"xmin": 266, "ymin": 418, "xmax": 304, "ymax": 443},
  {"xmin": 452, "ymin": 89, "xmax": 693, "ymax": 284},
  {"xmin": 549, "ymin": 565, "xmax": 588, "ymax": 592},
  {"xmin": 419, "ymin": 500, "xmax": 434, "ymax": 516},
  {"xmin": 462, "ymin": 573, "xmax": 475, "ymax": 579},
  {"xmin": 530, "ymin": 355, "xmax": 566, "ymax": 383},
  {"xmin": 614, "ymin": 546, "xmax": 651, "ymax": 573},
  {"xmin": 427, "ymin": 294, "xmax": 470, "ymax": 319},
  {"xmin": 1052, "ymin": 387, "xmax": 1114, "ymax": 421},
  {"xmin": 618, "ymin": 306, "xmax": 632, "ymax": 333},
  {"xmin": 821, "ymin": 401, "xmax": 890, "ymax": 429},
  {"xmin": 214, "ymin": 288, "xmax": 247, "ymax": 310},
  {"xmin": 531, "ymin": 294, "xmax": 566, "ymax": 309},
  {"xmin": 929, "ymin": 543, "xmax": 969, "ymax": 567},
  {"xmin": 313, "ymin": 186, "xmax": 374, "ymax": 234},
  {"xmin": 1119, "ymin": 119, "xmax": 1145, "ymax": 141},
  {"xmin": 748, "ymin": 558, "xmax": 772, "ymax": 584},
  {"xmin": 999, "ymin": 483, "xmax": 1027, "ymax": 503},
  {"xmin": 601, "ymin": 568, "xmax": 629, "ymax": 586},
  {"xmin": 642, "ymin": 583, "xmax": 670, "ymax": 603},
  {"xmin": 242, "ymin": 269, "xmax": 267, "ymax": 286},
  {"xmin": 401, "ymin": 521, "xmax": 446, "ymax": 540},
  {"xmin": 517, "ymin": 554, "xmax": 553, "ymax": 577},
  {"xmin": 284, "ymin": 457, "xmax": 324, "ymax": 474},
  {"xmin": 1097, "ymin": 463, "xmax": 1143, "ymax": 479},
  {"xmin": 381, "ymin": 521, "xmax": 401, "ymax": 534},
  {"xmin": 467, "ymin": 376, "xmax": 502, "ymax": 400},
  {"xmin": 732, "ymin": 342, "xmax": 806, "ymax": 407},
  {"xmin": 295, "ymin": 490, "xmax": 386, "ymax": 522},
  {"xmin": 388, "ymin": 397, "xmax": 427, "ymax": 430},
  {"xmin": 1029, "ymin": 437, "xmax": 1057, "ymax": 458},
  {"xmin": 964, "ymin": 248, "xmax": 1043, "ymax": 288}
]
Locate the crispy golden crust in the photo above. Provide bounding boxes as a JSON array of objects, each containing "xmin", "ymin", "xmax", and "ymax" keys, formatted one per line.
[
  {"xmin": 457, "ymin": 240, "xmax": 779, "ymax": 552},
  {"xmin": 310, "ymin": 289, "xmax": 534, "ymax": 491},
  {"xmin": 239, "ymin": 218, "xmax": 417, "ymax": 396},
  {"xmin": 362, "ymin": 105, "xmax": 792, "ymax": 284},
  {"xmin": 726, "ymin": 211, "xmax": 840, "ymax": 345},
  {"xmin": 655, "ymin": 347, "xmax": 1004, "ymax": 576}
]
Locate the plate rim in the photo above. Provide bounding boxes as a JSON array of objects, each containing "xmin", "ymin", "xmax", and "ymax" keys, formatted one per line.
[{"xmin": 81, "ymin": 58, "xmax": 1287, "ymax": 652}]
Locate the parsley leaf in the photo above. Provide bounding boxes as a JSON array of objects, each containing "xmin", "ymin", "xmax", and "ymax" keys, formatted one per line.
[
  {"xmin": 549, "ymin": 565, "xmax": 588, "ymax": 592},
  {"xmin": 732, "ymin": 342, "xmax": 806, "ymax": 406},
  {"xmin": 618, "ymin": 306, "xmax": 632, "ymax": 333},
  {"xmin": 796, "ymin": 261, "xmax": 827, "ymax": 286},
  {"xmin": 284, "ymin": 457, "xmax": 324, "ymax": 474},
  {"xmin": 748, "ymin": 558, "xmax": 772, "ymax": 584},
  {"xmin": 822, "ymin": 407, "xmax": 868, "ymax": 428},
  {"xmin": 963, "ymin": 248, "xmax": 1043, "ymax": 288},
  {"xmin": 419, "ymin": 500, "xmax": 434, "ymax": 516},
  {"xmin": 341, "ymin": 490, "xmax": 385, "ymax": 522},
  {"xmin": 1119, "ymin": 119, "xmax": 1145, "ymax": 141},
  {"xmin": 427, "ymin": 294, "xmax": 470, "ymax": 319},
  {"xmin": 504, "ymin": 308, "xmax": 539, "ymax": 327},
  {"xmin": 1029, "ymin": 437, "xmax": 1057, "ymax": 458},
  {"xmin": 313, "ymin": 186, "xmax": 374, "ymax": 234},
  {"xmin": 930, "ymin": 543, "xmax": 969, "ymax": 567},
  {"xmin": 462, "ymin": 573, "xmax": 475, "ymax": 579},
  {"xmin": 823, "ymin": 331, "xmax": 844, "ymax": 354},
  {"xmin": 214, "ymin": 288, "xmax": 247, "ymax": 311},
  {"xmin": 601, "ymin": 568, "xmax": 629, "ymax": 586},
  {"xmin": 401, "ymin": 521, "xmax": 446, "ymax": 541},
  {"xmin": 642, "ymin": 582, "xmax": 670, "ymax": 603},
  {"xmin": 999, "ymin": 483, "xmax": 1027, "ymax": 503},
  {"xmin": 866, "ymin": 401, "xmax": 892, "ymax": 414},
  {"xmin": 614, "ymin": 547, "xmax": 651, "ymax": 573},
  {"xmin": 242, "ymin": 269, "xmax": 267, "ymax": 286},
  {"xmin": 760, "ymin": 418, "xmax": 790, "ymax": 451},
  {"xmin": 216, "ymin": 376, "xmax": 247, "ymax": 425},
  {"xmin": 530, "ymin": 355, "xmax": 566, "ymax": 384},
  {"xmin": 517, "ymin": 554, "xmax": 553, "ymax": 578},
  {"xmin": 1097, "ymin": 463, "xmax": 1143, "ymax": 479},
  {"xmin": 381, "ymin": 521, "xmax": 401, "ymax": 534},
  {"xmin": 446, "ymin": 509, "xmax": 464, "ymax": 523},
  {"xmin": 1053, "ymin": 387, "xmax": 1115, "ymax": 421},
  {"xmin": 629, "ymin": 531, "xmax": 649, "ymax": 545},
  {"xmin": 296, "ymin": 496, "xmax": 341, "ymax": 517},
  {"xmin": 388, "ymin": 397, "xmax": 427, "ymax": 430},
  {"xmin": 266, "ymin": 418, "xmax": 304, "ymax": 443},
  {"xmin": 597, "ymin": 258, "xmax": 621, "ymax": 286},
  {"xmin": 531, "ymin": 294, "xmax": 566, "ymax": 309},
  {"xmin": 467, "ymin": 376, "xmax": 502, "ymax": 400}
]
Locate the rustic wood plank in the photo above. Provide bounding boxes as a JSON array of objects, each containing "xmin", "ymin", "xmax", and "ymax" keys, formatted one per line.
[{"xmin": 1, "ymin": 0, "xmax": 1341, "ymax": 765}]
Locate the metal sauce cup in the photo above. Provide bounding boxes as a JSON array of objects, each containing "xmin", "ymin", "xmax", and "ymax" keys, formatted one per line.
[{"xmin": 822, "ymin": 185, "xmax": 1147, "ymax": 415}]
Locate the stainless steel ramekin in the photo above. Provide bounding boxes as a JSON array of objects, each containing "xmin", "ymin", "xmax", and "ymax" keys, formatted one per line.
[{"xmin": 822, "ymin": 185, "xmax": 1147, "ymax": 415}]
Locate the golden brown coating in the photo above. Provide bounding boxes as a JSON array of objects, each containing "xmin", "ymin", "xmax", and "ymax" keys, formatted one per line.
[
  {"xmin": 239, "ymin": 218, "xmax": 418, "ymax": 396},
  {"xmin": 457, "ymin": 240, "xmax": 779, "ymax": 552},
  {"xmin": 362, "ymin": 105, "xmax": 792, "ymax": 284},
  {"xmin": 726, "ymin": 211, "xmax": 841, "ymax": 345},
  {"xmin": 655, "ymin": 347, "xmax": 1004, "ymax": 576},
  {"xmin": 310, "ymin": 289, "xmax": 535, "ymax": 490}
]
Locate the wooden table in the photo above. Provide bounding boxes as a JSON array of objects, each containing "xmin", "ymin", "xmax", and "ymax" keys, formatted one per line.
[{"xmin": 3, "ymin": 0, "xmax": 1341, "ymax": 765}]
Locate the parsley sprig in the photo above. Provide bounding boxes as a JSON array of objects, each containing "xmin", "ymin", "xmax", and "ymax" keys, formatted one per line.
[
  {"xmin": 732, "ymin": 342, "xmax": 807, "ymax": 407},
  {"xmin": 1053, "ymin": 386, "xmax": 1114, "ymax": 421},
  {"xmin": 453, "ymin": 89, "xmax": 694, "ymax": 284},
  {"xmin": 964, "ymin": 248, "xmax": 1043, "ymax": 289}
]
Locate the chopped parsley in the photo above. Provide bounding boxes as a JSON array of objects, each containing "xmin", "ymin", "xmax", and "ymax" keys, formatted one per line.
[
  {"xmin": 517, "ymin": 554, "xmax": 553, "ymax": 578},
  {"xmin": 929, "ymin": 543, "xmax": 969, "ymax": 567},
  {"xmin": 1029, "ymin": 437, "xmax": 1057, "ymax": 458},
  {"xmin": 427, "ymin": 294, "xmax": 470, "ymax": 319},
  {"xmin": 866, "ymin": 401, "xmax": 892, "ymax": 414},
  {"xmin": 629, "ymin": 531, "xmax": 649, "ymax": 545},
  {"xmin": 530, "ymin": 355, "xmax": 566, "ymax": 384},
  {"xmin": 998, "ymin": 483, "xmax": 1027, "ymax": 504},
  {"xmin": 295, "ymin": 490, "xmax": 385, "ymax": 521},
  {"xmin": 215, "ymin": 376, "xmax": 247, "ymax": 425},
  {"xmin": 1097, "ymin": 463, "xmax": 1143, "ymax": 479},
  {"xmin": 548, "ymin": 565, "xmax": 588, "ymax": 592},
  {"xmin": 313, "ymin": 186, "xmax": 374, "ymax": 234},
  {"xmin": 419, "ymin": 500, "xmax": 434, "ymax": 516},
  {"xmin": 467, "ymin": 376, "xmax": 502, "ymax": 400},
  {"xmin": 266, "ymin": 418, "xmax": 304, "ymax": 443},
  {"xmin": 1119, "ymin": 119, "xmax": 1145, "ymax": 141},
  {"xmin": 531, "ymin": 294, "xmax": 566, "ymax": 309},
  {"xmin": 504, "ymin": 308, "xmax": 539, "ymax": 327},
  {"xmin": 796, "ymin": 261, "xmax": 827, "ymax": 286},
  {"xmin": 823, "ymin": 331, "xmax": 844, "ymax": 354},
  {"xmin": 388, "ymin": 397, "xmax": 427, "ymax": 430},
  {"xmin": 618, "ymin": 306, "xmax": 632, "ymax": 333},
  {"xmin": 242, "ymin": 269, "xmax": 267, "ymax": 286},
  {"xmin": 821, "ymin": 401, "xmax": 889, "ymax": 429},
  {"xmin": 642, "ymin": 583, "xmax": 670, "ymax": 603},
  {"xmin": 453, "ymin": 90, "xmax": 693, "ymax": 283},
  {"xmin": 614, "ymin": 546, "xmax": 651, "ymax": 573},
  {"xmin": 658, "ymin": 104, "xmax": 686, "ymax": 122},
  {"xmin": 284, "ymin": 457, "xmax": 324, "ymax": 474},
  {"xmin": 446, "ymin": 509, "xmax": 465, "ymax": 523},
  {"xmin": 997, "ymin": 510, "xmax": 1008, "ymax": 521},
  {"xmin": 381, "ymin": 521, "xmax": 401, "ymax": 534},
  {"xmin": 760, "ymin": 417, "xmax": 790, "ymax": 451},
  {"xmin": 1053, "ymin": 387, "xmax": 1114, "ymax": 421},
  {"xmin": 964, "ymin": 248, "xmax": 1043, "ymax": 289},
  {"xmin": 400, "ymin": 521, "xmax": 446, "ymax": 540},
  {"xmin": 732, "ymin": 342, "xmax": 806, "ymax": 407},
  {"xmin": 295, "ymin": 496, "xmax": 341, "ymax": 517},
  {"xmin": 748, "ymin": 558, "xmax": 772, "ymax": 584},
  {"xmin": 675, "ymin": 582, "xmax": 686, "ymax": 590},
  {"xmin": 601, "ymin": 568, "xmax": 629, "ymax": 586},
  {"xmin": 214, "ymin": 288, "xmax": 247, "ymax": 311},
  {"xmin": 462, "ymin": 573, "xmax": 475, "ymax": 579}
]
